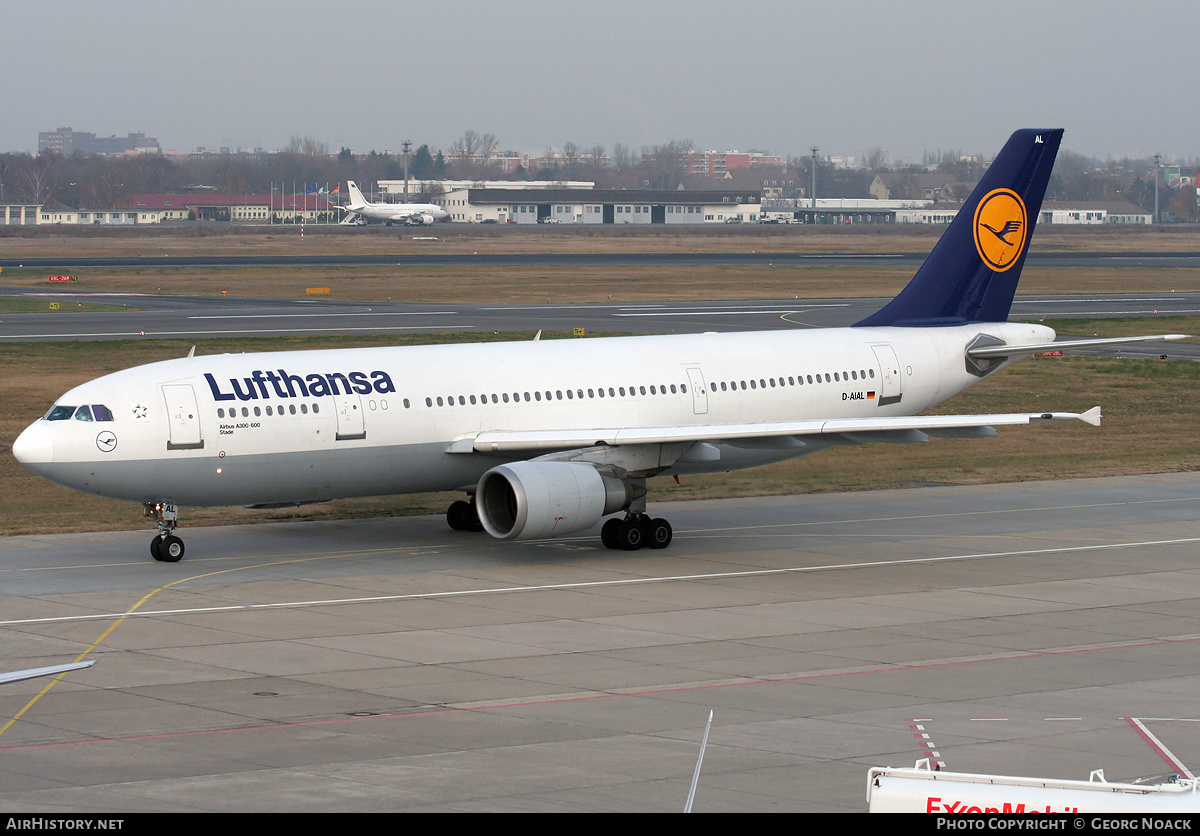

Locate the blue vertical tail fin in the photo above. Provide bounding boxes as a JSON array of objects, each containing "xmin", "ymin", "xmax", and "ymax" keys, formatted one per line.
[{"xmin": 854, "ymin": 128, "xmax": 1062, "ymax": 327}]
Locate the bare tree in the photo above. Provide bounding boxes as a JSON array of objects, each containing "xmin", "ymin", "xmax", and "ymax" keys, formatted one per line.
[
  {"xmin": 449, "ymin": 130, "xmax": 481, "ymax": 164},
  {"xmin": 16, "ymin": 154, "xmax": 61, "ymax": 203},
  {"xmin": 285, "ymin": 135, "xmax": 330, "ymax": 156},
  {"xmin": 561, "ymin": 141, "xmax": 580, "ymax": 177},
  {"xmin": 448, "ymin": 130, "xmax": 498, "ymax": 176},
  {"xmin": 477, "ymin": 132, "xmax": 497, "ymax": 168},
  {"xmin": 642, "ymin": 139, "xmax": 693, "ymax": 190},
  {"xmin": 611, "ymin": 143, "xmax": 631, "ymax": 170}
]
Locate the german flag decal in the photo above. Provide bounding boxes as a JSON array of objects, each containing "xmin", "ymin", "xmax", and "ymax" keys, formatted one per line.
[{"xmin": 973, "ymin": 188, "xmax": 1028, "ymax": 272}]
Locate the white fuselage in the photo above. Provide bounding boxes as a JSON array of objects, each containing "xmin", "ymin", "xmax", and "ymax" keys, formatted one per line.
[
  {"xmin": 344, "ymin": 201, "xmax": 448, "ymax": 224},
  {"xmin": 14, "ymin": 321, "xmax": 1053, "ymax": 508},
  {"xmin": 341, "ymin": 181, "xmax": 447, "ymax": 225}
]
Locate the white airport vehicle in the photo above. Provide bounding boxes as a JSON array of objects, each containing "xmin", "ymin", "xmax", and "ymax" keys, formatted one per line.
[
  {"xmin": 338, "ymin": 180, "xmax": 448, "ymax": 226},
  {"xmin": 11, "ymin": 129, "xmax": 1187, "ymax": 561},
  {"xmin": 868, "ymin": 760, "xmax": 1200, "ymax": 813}
]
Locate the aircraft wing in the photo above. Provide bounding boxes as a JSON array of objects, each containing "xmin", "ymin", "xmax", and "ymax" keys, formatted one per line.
[{"xmin": 448, "ymin": 408, "xmax": 1102, "ymax": 454}]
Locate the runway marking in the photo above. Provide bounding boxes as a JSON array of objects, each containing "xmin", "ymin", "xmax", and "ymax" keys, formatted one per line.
[
  {"xmin": 3, "ymin": 492, "xmax": 1196, "ymax": 579},
  {"xmin": 686, "ymin": 494, "xmax": 1200, "ymax": 537},
  {"xmin": 780, "ymin": 311, "xmax": 832, "ymax": 326},
  {"xmin": 1124, "ymin": 717, "xmax": 1195, "ymax": 778},
  {"xmin": 15, "ymin": 292, "xmax": 156, "ymax": 298},
  {"xmin": 0, "ymin": 544, "xmax": 444, "ymax": 576},
  {"xmin": 909, "ymin": 721, "xmax": 946, "ymax": 769},
  {"xmin": 187, "ymin": 311, "xmax": 458, "ymax": 319},
  {"xmin": 0, "ymin": 548, "xmax": 445, "ymax": 740},
  {"xmin": 613, "ymin": 308, "xmax": 845, "ymax": 317},
  {"xmin": 1015, "ymin": 309, "xmax": 1200, "ymax": 316},
  {"xmin": 483, "ymin": 302, "xmax": 851, "ymax": 312},
  {"xmin": 1018, "ymin": 297, "xmax": 1200, "ymax": 304},
  {"xmin": 5, "ymin": 635, "xmax": 1199, "ymax": 753},
  {"xmin": 0, "ymin": 325, "xmax": 477, "ymax": 339},
  {"xmin": 4, "ymin": 534, "xmax": 1200, "ymax": 628}
]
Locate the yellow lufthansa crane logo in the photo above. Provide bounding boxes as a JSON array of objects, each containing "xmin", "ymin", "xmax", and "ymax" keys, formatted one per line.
[{"xmin": 973, "ymin": 188, "xmax": 1028, "ymax": 272}]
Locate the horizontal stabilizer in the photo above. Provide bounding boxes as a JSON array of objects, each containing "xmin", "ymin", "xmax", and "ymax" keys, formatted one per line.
[
  {"xmin": 1078, "ymin": 406, "xmax": 1102, "ymax": 427},
  {"xmin": 968, "ymin": 334, "xmax": 1191, "ymax": 358},
  {"xmin": 0, "ymin": 660, "xmax": 94, "ymax": 685}
]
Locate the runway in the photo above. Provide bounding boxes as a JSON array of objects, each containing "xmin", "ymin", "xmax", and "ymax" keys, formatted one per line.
[
  {"xmin": 4, "ymin": 249, "xmax": 1200, "ymax": 270},
  {"xmin": 3, "ymin": 289, "xmax": 1200, "ymax": 360},
  {"xmin": 2, "ymin": 473, "xmax": 1200, "ymax": 811}
]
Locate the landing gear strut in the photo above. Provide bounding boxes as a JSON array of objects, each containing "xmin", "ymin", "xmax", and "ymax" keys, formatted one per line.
[
  {"xmin": 601, "ymin": 513, "xmax": 672, "ymax": 551},
  {"xmin": 144, "ymin": 502, "xmax": 185, "ymax": 562}
]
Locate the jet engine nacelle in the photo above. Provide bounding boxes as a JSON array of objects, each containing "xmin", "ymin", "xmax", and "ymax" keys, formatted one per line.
[
  {"xmin": 405, "ymin": 213, "xmax": 435, "ymax": 226},
  {"xmin": 476, "ymin": 461, "xmax": 633, "ymax": 540}
]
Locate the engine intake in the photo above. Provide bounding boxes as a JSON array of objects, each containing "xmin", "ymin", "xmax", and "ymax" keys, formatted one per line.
[{"xmin": 477, "ymin": 461, "xmax": 633, "ymax": 540}]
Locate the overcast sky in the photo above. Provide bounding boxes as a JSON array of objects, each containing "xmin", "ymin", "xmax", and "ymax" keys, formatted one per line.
[{"xmin": 5, "ymin": 0, "xmax": 1195, "ymax": 164}]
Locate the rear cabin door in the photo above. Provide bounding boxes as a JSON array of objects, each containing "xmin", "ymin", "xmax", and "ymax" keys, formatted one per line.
[
  {"xmin": 871, "ymin": 345, "xmax": 903, "ymax": 406},
  {"xmin": 686, "ymin": 367, "xmax": 709, "ymax": 415}
]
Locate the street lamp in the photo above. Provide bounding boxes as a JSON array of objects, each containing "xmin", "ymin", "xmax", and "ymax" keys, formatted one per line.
[
  {"xmin": 1153, "ymin": 153, "xmax": 1161, "ymax": 225},
  {"xmin": 810, "ymin": 146, "xmax": 819, "ymax": 218}
]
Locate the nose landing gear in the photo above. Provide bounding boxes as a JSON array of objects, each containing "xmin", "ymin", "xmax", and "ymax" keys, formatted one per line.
[{"xmin": 144, "ymin": 502, "xmax": 185, "ymax": 562}]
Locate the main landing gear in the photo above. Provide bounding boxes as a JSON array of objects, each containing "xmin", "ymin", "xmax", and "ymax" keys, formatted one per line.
[
  {"xmin": 446, "ymin": 498, "xmax": 484, "ymax": 532},
  {"xmin": 600, "ymin": 514, "xmax": 673, "ymax": 551},
  {"xmin": 144, "ymin": 501, "xmax": 185, "ymax": 562},
  {"xmin": 443, "ymin": 496, "xmax": 674, "ymax": 550}
]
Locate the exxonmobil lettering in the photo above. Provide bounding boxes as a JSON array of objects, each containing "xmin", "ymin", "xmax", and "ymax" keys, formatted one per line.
[{"xmin": 928, "ymin": 795, "xmax": 1078, "ymax": 814}]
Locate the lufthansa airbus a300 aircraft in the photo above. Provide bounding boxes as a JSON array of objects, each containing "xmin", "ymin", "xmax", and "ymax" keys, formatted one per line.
[{"xmin": 12, "ymin": 129, "xmax": 1185, "ymax": 562}]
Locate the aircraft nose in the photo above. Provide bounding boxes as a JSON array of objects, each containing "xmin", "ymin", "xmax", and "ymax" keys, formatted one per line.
[{"xmin": 12, "ymin": 421, "xmax": 53, "ymax": 467}]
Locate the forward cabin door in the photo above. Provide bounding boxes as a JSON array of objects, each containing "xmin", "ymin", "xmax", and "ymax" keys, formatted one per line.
[{"xmin": 163, "ymin": 384, "xmax": 204, "ymax": 450}]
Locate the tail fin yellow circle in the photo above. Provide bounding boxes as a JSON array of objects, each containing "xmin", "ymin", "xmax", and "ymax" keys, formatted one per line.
[{"xmin": 973, "ymin": 188, "xmax": 1028, "ymax": 272}]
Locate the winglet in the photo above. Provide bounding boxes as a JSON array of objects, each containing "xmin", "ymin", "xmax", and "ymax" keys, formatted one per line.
[{"xmin": 1030, "ymin": 407, "xmax": 1102, "ymax": 427}]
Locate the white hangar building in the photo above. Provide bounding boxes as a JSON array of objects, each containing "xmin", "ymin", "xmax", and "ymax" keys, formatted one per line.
[{"xmin": 435, "ymin": 188, "xmax": 762, "ymax": 225}]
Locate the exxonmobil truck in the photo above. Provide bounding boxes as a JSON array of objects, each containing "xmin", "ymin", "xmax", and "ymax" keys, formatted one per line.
[{"xmin": 867, "ymin": 761, "xmax": 1200, "ymax": 813}]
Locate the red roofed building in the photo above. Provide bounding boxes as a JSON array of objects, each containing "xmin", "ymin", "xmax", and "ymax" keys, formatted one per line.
[{"xmin": 113, "ymin": 193, "xmax": 339, "ymax": 224}]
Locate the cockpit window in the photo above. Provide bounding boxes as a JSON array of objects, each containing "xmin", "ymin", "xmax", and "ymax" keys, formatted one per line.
[{"xmin": 44, "ymin": 404, "xmax": 113, "ymax": 421}]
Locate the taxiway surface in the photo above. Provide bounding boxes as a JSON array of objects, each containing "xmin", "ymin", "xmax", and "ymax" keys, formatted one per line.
[
  {"xmin": 2, "ymin": 473, "xmax": 1199, "ymax": 811},
  {"xmin": 3, "ymin": 290, "xmax": 1200, "ymax": 360}
]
